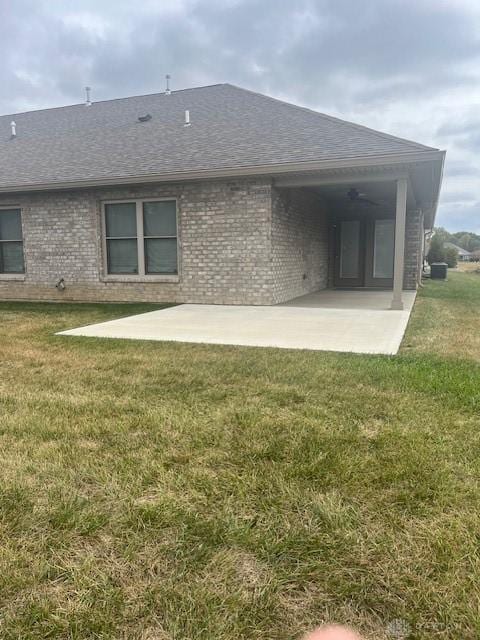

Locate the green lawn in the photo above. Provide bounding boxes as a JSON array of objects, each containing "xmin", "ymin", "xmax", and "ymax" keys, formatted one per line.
[{"xmin": 0, "ymin": 272, "xmax": 479, "ymax": 639}]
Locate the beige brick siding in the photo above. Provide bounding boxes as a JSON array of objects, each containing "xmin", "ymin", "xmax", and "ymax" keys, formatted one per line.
[
  {"xmin": 0, "ymin": 179, "xmax": 273, "ymax": 305},
  {"xmin": 0, "ymin": 177, "xmax": 421, "ymax": 305},
  {"xmin": 179, "ymin": 181, "xmax": 272, "ymax": 304},
  {"xmin": 271, "ymin": 188, "xmax": 329, "ymax": 303},
  {"xmin": 404, "ymin": 209, "xmax": 423, "ymax": 289}
]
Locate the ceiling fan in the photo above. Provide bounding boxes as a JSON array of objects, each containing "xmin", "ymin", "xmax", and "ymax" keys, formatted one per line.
[{"xmin": 347, "ymin": 187, "xmax": 379, "ymax": 206}]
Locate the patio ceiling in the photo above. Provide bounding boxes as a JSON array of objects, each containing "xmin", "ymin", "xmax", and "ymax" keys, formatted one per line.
[
  {"xmin": 312, "ymin": 180, "xmax": 398, "ymax": 211},
  {"xmin": 273, "ymin": 155, "xmax": 444, "ymax": 228}
]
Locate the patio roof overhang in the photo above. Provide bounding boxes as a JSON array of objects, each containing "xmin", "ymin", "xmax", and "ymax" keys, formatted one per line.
[{"xmin": 273, "ymin": 149, "xmax": 445, "ymax": 229}]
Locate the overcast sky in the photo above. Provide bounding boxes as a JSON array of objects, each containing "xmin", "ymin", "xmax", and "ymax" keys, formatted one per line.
[{"xmin": 1, "ymin": 0, "xmax": 479, "ymax": 232}]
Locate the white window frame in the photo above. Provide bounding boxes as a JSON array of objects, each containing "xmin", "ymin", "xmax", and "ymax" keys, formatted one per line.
[
  {"xmin": 101, "ymin": 198, "xmax": 179, "ymax": 282},
  {"xmin": 0, "ymin": 205, "xmax": 26, "ymax": 279}
]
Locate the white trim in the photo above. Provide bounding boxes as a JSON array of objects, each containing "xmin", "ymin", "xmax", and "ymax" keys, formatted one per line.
[
  {"xmin": 406, "ymin": 174, "xmax": 417, "ymax": 209},
  {"xmin": 100, "ymin": 275, "xmax": 179, "ymax": 284},
  {"xmin": 275, "ymin": 170, "xmax": 409, "ymax": 188},
  {"xmin": 0, "ymin": 273, "xmax": 26, "ymax": 281},
  {"xmin": 0, "ymin": 150, "xmax": 445, "ymax": 194},
  {"xmin": 430, "ymin": 150, "xmax": 446, "ymax": 228},
  {"xmin": 391, "ymin": 178, "xmax": 407, "ymax": 310},
  {"xmin": 101, "ymin": 197, "xmax": 179, "ymax": 278}
]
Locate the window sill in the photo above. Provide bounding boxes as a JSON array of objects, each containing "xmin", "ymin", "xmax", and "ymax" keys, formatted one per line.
[
  {"xmin": 101, "ymin": 274, "xmax": 180, "ymax": 284},
  {"xmin": 0, "ymin": 273, "xmax": 26, "ymax": 281}
]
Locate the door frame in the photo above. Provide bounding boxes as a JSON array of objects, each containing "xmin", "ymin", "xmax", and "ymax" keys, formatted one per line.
[
  {"xmin": 333, "ymin": 218, "xmax": 366, "ymax": 288},
  {"xmin": 333, "ymin": 214, "xmax": 395, "ymax": 289}
]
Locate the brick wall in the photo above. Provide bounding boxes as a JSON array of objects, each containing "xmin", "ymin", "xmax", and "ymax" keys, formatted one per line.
[
  {"xmin": 404, "ymin": 208, "xmax": 423, "ymax": 289},
  {"xmin": 0, "ymin": 178, "xmax": 420, "ymax": 306},
  {"xmin": 271, "ymin": 188, "xmax": 329, "ymax": 303},
  {"xmin": 179, "ymin": 181, "xmax": 272, "ymax": 304},
  {"xmin": 0, "ymin": 179, "xmax": 273, "ymax": 305}
]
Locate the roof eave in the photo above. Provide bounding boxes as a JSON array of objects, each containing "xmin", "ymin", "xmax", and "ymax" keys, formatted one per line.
[
  {"xmin": 0, "ymin": 149, "xmax": 445, "ymax": 195},
  {"xmin": 423, "ymin": 149, "xmax": 446, "ymax": 230}
]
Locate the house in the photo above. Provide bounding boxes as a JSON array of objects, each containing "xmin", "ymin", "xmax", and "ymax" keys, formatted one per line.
[
  {"xmin": 470, "ymin": 249, "xmax": 480, "ymax": 262},
  {"xmin": 444, "ymin": 242, "xmax": 472, "ymax": 261},
  {"xmin": 0, "ymin": 83, "xmax": 445, "ymax": 310}
]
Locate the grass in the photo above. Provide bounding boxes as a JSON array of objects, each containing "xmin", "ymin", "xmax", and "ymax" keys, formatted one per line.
[
  {"xmin": 0, "ymin": 272, "xmax": 479, "ymax": 639},
  {"xmin": 455, "ymin": 261, "xmax": 480, "ymax": 273},
  {"xmin": 402, "ymin": 270, "xmax": 480, "ymax": 360}
]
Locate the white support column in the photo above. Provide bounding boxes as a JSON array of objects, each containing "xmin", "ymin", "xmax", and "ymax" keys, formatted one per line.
[{"xmin": 391, "ymin": 177, "xmax": 407, "ymax": 310}]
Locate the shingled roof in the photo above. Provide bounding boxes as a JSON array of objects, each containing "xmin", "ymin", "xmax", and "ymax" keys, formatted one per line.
[{"xmin": 0, "ymin": 83, "xmax": 438, "ymax": 191}]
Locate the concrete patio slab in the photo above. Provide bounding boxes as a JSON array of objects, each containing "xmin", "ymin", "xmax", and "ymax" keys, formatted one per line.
[
  {"xmin": 57, "ymin": 290, "xmax": 416, "ymax": 355},
  {"xmin": 281, "ymin": 289, "xmax": 416, "ymax": 310}
]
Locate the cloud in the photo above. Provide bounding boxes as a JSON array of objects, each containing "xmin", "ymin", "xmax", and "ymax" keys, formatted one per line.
[
  {"xmin": 444, "ymin": 160, "xmax": 480, "ymax": 178},
  {"xmin": 437, "ymin": 200, "xmax": 480, "ymax": 233},
  {"xmin": 0, "ymin": 0, "xmax": 479, "ymax": 230}
]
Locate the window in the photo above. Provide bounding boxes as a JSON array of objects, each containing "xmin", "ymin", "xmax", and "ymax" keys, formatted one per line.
[
  {"xmin": 0, "ymin": 208, "xmax": 25, "ymax": 274},
  {"xmin": 105, "ymin": 203, "xmax": 138, "ymax": 274},
  {"xmin": 104, "ymin": 200, "xmax": 178, "ymax": 276},
  {"xmin": 143, "ymin": 201, "xmax": 177, "ymax": 274}
]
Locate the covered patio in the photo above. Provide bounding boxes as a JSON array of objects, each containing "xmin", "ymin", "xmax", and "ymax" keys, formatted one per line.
[
  {"xmin": 58, "ymin": 289, "xmax": 417, "ymax": 355},
  {"xmin": 272, "ymin": 154, "xmax": 443, "ymax": 311}
]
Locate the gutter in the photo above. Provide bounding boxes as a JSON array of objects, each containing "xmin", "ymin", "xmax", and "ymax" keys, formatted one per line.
[
  {"xmin": 428, "ymin": 149, "xmax": 446, "ymax": 230},
  {"xmin": 0, "ymin": 150, "xmax": 445, "ymax": 195}
]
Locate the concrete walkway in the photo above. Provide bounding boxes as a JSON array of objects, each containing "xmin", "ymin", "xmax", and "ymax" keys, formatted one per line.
[{"xmin": 58, "ymin": 290, "xmax": 416, "ymax": 355}]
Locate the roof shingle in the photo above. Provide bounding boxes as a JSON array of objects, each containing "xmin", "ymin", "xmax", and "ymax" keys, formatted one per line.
[{"xmin": 0, "ymin": 83, "xmax": 438, "ymax": 190}]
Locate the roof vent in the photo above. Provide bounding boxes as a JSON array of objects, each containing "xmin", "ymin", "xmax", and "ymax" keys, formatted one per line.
[
  {"xmin": 85, "ymin": 86, "xmax": 92, "ymax": 106},
  {"xmin": 184, "ymin": 110, "xmax": 191, "ymax": 126},
  {"xmin": 10, "ymin": 121, "xmax": 16, "ymax": 138},
  {"xmin": 165, "ymin": 74, "xmax": 171, "ymax": 95},
  {"xmin": 138, "ymin": 114, "xmax": 152, "ymax": 122}
]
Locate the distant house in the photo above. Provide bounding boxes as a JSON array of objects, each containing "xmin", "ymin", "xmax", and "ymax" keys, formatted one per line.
[
  {"xmin": 444, "ymin": 242, "xmax": 472, "ymax": 261},
  {"xmin": 470, "ymin": 249, "xmax": 480, "ymax": 262},
  {"xmin": 0, "ymin": 83, "xmax": 445, "ymax": 310}
]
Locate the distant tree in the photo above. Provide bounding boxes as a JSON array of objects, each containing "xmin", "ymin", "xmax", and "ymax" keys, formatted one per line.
[
  {"xmin": 427, "ymin": 233, "xmax": 446, "ymax": 264},
  {"xmin": 458, "ymin": 233, "xmax": 473, "ymax": 251},
  {"xmin": 451, "ymin": 231, "xmax": 480, "ymax": 252},
  {"xmin": 434, "ymin": 227, "xmax": 453, "ymax": 244},
  {"xmin": 431, "ymin": 227, "xmax": 480, "ymax": 253},
  {"xmin": 444, "ymin": 246, "xmax": 458, "ymax": 268}
]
